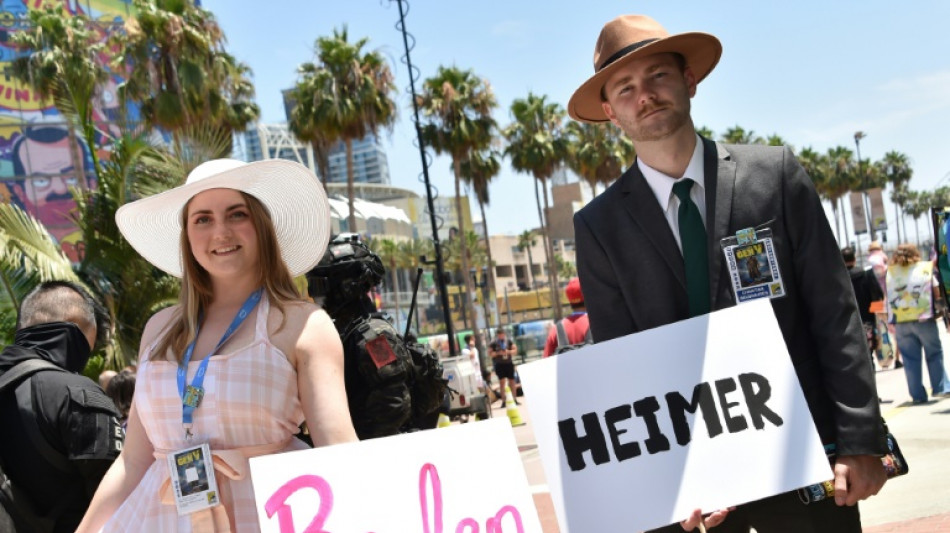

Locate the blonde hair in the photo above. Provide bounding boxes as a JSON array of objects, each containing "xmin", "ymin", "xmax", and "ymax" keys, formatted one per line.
[
  {"xmin": 153, "ymin": 191, "xmax": 303, "ymax": 363},
  {"xmin": 892, "ymin": 243, "xmax": 921, "ymax": 267}
]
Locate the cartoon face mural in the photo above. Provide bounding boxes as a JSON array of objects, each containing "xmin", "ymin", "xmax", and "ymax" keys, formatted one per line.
[{"xmin": 0, "ymin": 0, "xmax": 133, "ymax": 263}]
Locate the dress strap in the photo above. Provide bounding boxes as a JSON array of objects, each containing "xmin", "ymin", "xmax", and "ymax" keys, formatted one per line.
[{"xmin": 254, "ymin": 290, "xmax": 271, "ymax": 340}]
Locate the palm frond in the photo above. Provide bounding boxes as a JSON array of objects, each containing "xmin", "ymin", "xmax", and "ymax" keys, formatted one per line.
[{"xmin": 0, "ymin": 203, "xmax": 77, "ymax": 282}]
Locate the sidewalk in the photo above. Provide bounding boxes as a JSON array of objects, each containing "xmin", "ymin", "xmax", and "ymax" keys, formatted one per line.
[{"xmin": 863, "ymin": 512, "xmax": 950, "ymax": 532}]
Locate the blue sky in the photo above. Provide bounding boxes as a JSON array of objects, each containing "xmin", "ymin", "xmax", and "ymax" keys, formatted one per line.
[{"xmin": 201, "ymin": 0, "xmax": 950, "ymax": 244}]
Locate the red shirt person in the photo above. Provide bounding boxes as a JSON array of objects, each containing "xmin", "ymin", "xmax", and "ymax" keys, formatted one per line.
[{"xmin": 543, "ymin": 277, "xmax": 591, "ymax": 357}]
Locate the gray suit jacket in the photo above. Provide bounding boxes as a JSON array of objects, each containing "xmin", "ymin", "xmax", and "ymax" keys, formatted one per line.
[{"xmin": 574, "ymin": 136, "xmax": 887, "ymax": 456}]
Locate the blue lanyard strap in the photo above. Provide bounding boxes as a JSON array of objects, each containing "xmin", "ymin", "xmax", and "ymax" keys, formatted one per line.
[{"xmin": 178, "ymin": 289, "xmax": 262, "ymax": 434}]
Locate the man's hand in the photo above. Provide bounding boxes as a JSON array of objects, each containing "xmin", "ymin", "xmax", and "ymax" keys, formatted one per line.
[
  {"xmin": 833, "ymin": 454, "xmax": 886, "ymax": 506},
  {"xmin": 680, "ymin": 508, "xmax": 733, "ymax": 531}
]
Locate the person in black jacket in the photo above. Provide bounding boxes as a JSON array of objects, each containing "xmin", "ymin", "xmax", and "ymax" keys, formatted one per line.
[
  {"xmin": 842, "ymin": 247, "xmax": 885, "ymax": 358},
  {"xmin": 0, "ymin": 281, "xmax": 122, "ymax": 532}
]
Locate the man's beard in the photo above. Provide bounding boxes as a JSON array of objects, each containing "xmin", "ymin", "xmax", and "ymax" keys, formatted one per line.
[{"xmin": 619, "ymin": 100, "xmax": 691, "ymax": 143}]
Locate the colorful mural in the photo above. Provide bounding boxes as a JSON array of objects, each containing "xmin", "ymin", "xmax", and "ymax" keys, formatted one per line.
[{"xmin": 0, "ymin": 0, "xmax": 133, "ymax": 262}]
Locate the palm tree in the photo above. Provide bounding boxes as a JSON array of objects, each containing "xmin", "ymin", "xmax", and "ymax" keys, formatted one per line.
[
  {"xmin": 73, "ymin": 133, "xmax": 182, "ymax": 364},
  {"xmin": 825, "ymin": 146, "xmax": 858, "ymax": 245},
  {"xmin": 504, "ymin": 93, "xmax": 569, "ymax": 320},
  {"xmin": 878, "ymin": 151, "xmax": 914, "ymax": 243},
  {"xmin": 904, "ymin": 190, "xmax": 930, "ymax": 246},
  {"xmin": 565, "ymin": 121, "xmax": 635, "ymax": 196},
  {"xmin": 720, "ymin": 125, "xmax": 763, "ymax": 145},
  {"xmin": 765, "ymin": 134, "xmax": 791, "ymax": 150},
  {"xmin": 287, "ymin": 80, "xmax": 335, "ymax": 185},
  {"xmin": 517, "ymin": 230, "xmax": 538, "ymax": 290},
  {"xmin": 417, "ymin": 65, "xmax": 496, "ymax": 350},
  {"xmin": 696, "ymin": 126, "xmax": 715, "ymax": 139},
  {"xmin": 114, "ymin": 0, "xmax": 259, "ymax": 147},
  {"xmin": 459, "ymin": 148, "xmax": 502, "ymax": 296},
  {"xmin": 398, "ymin": 237, "xmax": 434, "ymax": 333},
  {"xmin": 290, "ymin": 27, "xmax": 397, "ymax": 231},
  {"xmin": 10, "ymin": 5, "xmax": 108, "ymax": 185},
  {"xmin": 555, "ymin": 253, "xmax": 577, "ymax": 281},
  {"xmin": 369, "ymin": 237, "xmax": 404, "ymax": 331},
  {"xmin": 797, "ymin": 147, "xmax": 840, "ymax": 240}
]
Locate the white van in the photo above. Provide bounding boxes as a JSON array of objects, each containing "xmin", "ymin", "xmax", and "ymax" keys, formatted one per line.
[{"xmin": 441, "ymin": 356, "xmax": 492, "ymax": 421}]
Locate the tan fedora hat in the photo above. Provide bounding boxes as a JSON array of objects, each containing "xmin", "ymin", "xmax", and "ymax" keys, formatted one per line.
[{"xmin": 568, "ymin": 15, "xmax": 722, "ymax": 123}]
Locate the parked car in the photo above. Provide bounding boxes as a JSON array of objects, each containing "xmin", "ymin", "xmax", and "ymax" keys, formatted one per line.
[{"xmin": 511, "ymin": 319, "xmax": 553, "ymax": 360}]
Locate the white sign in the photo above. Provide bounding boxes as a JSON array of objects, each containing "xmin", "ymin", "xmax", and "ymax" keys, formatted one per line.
[
  {"xmin": 517, "ymin": 299, "xmax": 831, "ymax": 533},
  {"xmin": 249, "ymin": 418, "xmax": 543, "ymax": 533}
]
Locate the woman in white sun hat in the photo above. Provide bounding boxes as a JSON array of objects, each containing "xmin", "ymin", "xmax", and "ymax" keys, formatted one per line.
[{"xmin": 78, "ymin": 159, "xmax": 357, "ymax": 532}]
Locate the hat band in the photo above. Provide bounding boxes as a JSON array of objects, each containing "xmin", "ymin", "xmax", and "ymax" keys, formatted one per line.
[{"xmin": 597, "ymin": 38, "xmax": 660, "ymax": 71}]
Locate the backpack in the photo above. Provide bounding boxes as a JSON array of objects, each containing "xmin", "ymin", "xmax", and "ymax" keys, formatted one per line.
[
  {"xmin": 0, "ymin": 359, "xmax": 71, "ymax": 533},
  {"xmin": 341, "ymin": 315, "xmax": 448, "ymax": 438},
  {"xmin": 553, "ymin": 319, "xmax": 594, "ymax": 355}
]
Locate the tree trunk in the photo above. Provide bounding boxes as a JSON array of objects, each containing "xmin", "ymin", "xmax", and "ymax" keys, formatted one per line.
[
  {"xmin": 840, "ymin": 196, "xmax": 851, "ymax": 246},
  {"xmin": 532, "ymin": 177, "xmax": 545, "ymax": 292},
  {"xmin": 453, "ymin": 158, "xmax": 483, "ymax": 355},
  {"xmin": 914, "ymin": 217, "xmax": 920, "ymax": 246},
  {"xmin": 894, "ymin": 202, "xmax": 902, "ymax": 243},
  {"xmin": 541, "ymin": 176, "xmax": 563, "ymax": 321},
  {"xmin": 478, "ymin": 196, "xmax": 496, "ymax": 352},
  {"xmin": 389, "ymin": 261, "xmax": 401, "ymax": 333},
  {"xmin": 526, "ymin": 245, "xmax": 535, "ymax": 289},
  {"xmin": 312, "ymin": 139, "xmax": 329, "ymax": 187},
  {"xmin": 901, "ymin": 206, "xmax": 908, "ymax": 245},
  {"xmin": 478, "ymin": 198, "xmax": 496, "ymax": 299},
  {"xmin": 831, "ymin": 200, "xmax": 841, "ymax": 243},
  {"xmin": 346, "ymin": 138, "xmax": 357, "ymax": 232}
]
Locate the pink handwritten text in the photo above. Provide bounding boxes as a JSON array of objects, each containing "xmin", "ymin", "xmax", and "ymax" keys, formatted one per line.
[{"xmin": 264, "ymin": 463, "xmax": 525, "ymax": 533}]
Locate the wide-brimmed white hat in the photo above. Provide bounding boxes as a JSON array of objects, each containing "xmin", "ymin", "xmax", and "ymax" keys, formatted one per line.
[{"xmin": 116, "ymin": 158, "xmax": 330, "ymax": 278}]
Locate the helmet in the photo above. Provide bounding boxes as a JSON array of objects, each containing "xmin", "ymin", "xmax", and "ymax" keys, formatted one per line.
[{"xmin": 306, "ymin": 234, "xmax": 384, "ymax": 309}]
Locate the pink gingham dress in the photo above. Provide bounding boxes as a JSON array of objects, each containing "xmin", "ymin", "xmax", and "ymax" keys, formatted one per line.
[{"xmin": 103, "ymin": 293, "xmax": 309, "ymax": 532}]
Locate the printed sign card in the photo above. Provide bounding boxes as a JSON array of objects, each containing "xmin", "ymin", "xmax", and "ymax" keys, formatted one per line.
[
  {"xmin": 517, "ymin": 299, "xmax": 831, "ymax": 532},
  {"xmin": 249, "ymin": 418, "xmax": 542, "ymax": 533}
]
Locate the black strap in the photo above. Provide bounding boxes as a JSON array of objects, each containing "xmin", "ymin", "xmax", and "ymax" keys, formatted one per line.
[
  {"xmin": 15, "ymin": 379, "xmax": 72, "ymax": 473},
  {"xmin": 1, "ymin": 360, "xmax": 73, "ymax": 472},
  {"xmin": 0, "ymin": 359, "xmax": 61, "ymax": 394},
  {"xmin": 556, "ymin": 320, "xmax": 570, "ymax": 348}
]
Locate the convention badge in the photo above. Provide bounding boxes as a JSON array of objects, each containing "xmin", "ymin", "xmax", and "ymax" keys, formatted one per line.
[
  {"xmin": 166, "ymin": 442, "xmax": 220, "ymax": 515},
  {"xmin": 183, "ymin": 385, "xmax": 204, "ymax": 408},
  {"xmin": 720, "ymin": 228, "xmax": 786, "ymax": 303}
]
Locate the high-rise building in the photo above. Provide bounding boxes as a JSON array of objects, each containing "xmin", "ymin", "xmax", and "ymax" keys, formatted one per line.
[
  {"xmin": 325, "ymin": 133, "xmax": 391, "ymax": 185},
  {"xmin": 236, "ymin": 123, "xmax": 316, "ymax": 174}
]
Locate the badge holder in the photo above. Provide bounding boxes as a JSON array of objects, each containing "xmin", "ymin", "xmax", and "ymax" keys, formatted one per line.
[
  {"xmin": 166, "ymin": 442, "xmax": 220, "ymax": 515},
  {"xmin": 720, "ymin": 227, "xmax": 786, "ymax": 303}
]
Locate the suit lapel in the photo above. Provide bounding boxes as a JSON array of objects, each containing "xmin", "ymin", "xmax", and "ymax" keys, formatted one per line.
[
  {"xmin": 621, "ymin": 164, "xmax": 687, "ymax": 290},
  {"xmin": 706, "ymin": 139, "xmax": 736, "ymax": 301}
]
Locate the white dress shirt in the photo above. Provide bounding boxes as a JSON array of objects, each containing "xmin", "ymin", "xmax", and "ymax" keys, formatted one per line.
[{"xmin": 637, "ymin": 134, "xmax": 707, "ymax": 252}]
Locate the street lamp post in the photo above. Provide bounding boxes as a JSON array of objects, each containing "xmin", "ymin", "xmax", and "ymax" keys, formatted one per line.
[{"xmin": 854, "ymin": 131, "xmax": 875, "ymax": 247}]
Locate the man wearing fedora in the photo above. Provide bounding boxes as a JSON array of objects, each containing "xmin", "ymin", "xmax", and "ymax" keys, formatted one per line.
[{"xmin": 571, "ymin": 14, "xmax": 887, "ymax": 533}]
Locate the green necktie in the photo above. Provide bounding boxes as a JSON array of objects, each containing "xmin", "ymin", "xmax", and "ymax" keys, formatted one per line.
[{"xmin": 672, "ymin": 179, "xmax": 710, "ymax": 317}]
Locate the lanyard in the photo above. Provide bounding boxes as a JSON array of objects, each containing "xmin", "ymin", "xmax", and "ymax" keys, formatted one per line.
[{"xmin": 178, "ymin": 289, "xmax": 262, "ymax": 438}]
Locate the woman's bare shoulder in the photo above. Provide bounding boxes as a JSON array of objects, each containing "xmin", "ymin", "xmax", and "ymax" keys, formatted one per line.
[{"xmin": 140, "ymin": 305, "xmax": 179, "ymax": 354}]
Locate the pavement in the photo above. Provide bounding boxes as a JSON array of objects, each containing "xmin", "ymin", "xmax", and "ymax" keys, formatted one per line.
[{"xmin": 457, "ymin": 328, "xmax": 950, "ymax": 532}]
